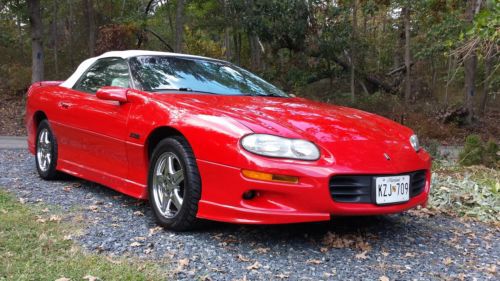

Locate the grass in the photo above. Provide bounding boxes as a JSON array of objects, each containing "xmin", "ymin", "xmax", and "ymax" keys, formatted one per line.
[
  {"xmin": 0, "ymin": 190, "xmax": 165, "ymax": 281},
  {"xmin": 429, "ymin": 161, "xmax": 500, "ymax": 223}
]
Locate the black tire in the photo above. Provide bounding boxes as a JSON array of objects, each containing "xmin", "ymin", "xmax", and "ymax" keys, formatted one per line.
[
  {"xmin": 35, "ymin": 120, "xmax": 60, "ymax": 180},
  {"xmin": 148, "ymin": 136, "xmax": 202, "ymax": 231}
]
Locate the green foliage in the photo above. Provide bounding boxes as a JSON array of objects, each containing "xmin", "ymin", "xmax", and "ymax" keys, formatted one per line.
[
  {"xmin": 184, "ymin": 27, "xmax": 225, "ymax": 59},
  {"xmin": 459, "ymin": 135, "xmax": 499, "ymax": 168},
  {"xmin": 484, "ymin": 140, "xmax": 500, "ymax": 168}
]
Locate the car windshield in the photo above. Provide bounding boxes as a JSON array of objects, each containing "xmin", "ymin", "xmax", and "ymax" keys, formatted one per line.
[{"xmin": 129, "ymin": 55, "xmax": 288, "ymax": 97}]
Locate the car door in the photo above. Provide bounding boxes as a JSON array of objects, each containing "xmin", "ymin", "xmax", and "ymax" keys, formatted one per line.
[{"xmin": 56, "ymin": 57, "xmax": 132, "ymax": 181}]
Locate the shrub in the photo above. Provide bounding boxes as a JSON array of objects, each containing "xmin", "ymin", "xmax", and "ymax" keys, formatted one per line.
[{"xmin": 459, "ymin": 135, "xmax": 499, "ymax": 168}]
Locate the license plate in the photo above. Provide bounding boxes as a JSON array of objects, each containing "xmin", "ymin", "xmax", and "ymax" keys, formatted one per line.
[{"xmin": 375, "ymin": 175, "xmax": 410, "ymax": 204}]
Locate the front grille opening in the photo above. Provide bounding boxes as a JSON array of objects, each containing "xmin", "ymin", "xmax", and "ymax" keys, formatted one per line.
[
  {"xmin": 329, "ymin": 176, "xmax": 371, "ymax": 203},
  {"xmin": 329, "ymin": 170, "xmax": 427, "ymax": 204}
]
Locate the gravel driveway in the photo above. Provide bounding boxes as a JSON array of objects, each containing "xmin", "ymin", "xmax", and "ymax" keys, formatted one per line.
[{"xmin": 1, "ymin": 149, "xmax": 498, "ymax": 281}]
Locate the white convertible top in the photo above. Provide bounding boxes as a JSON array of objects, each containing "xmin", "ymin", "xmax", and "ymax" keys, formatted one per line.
[{"xmin": 60, "ymin": 50, "xmax": 214, "ymax": 88}]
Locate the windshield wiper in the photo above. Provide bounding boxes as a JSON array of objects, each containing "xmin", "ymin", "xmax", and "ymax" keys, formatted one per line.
[
  {"xmin": 241, "ymin": 92, "xmax": 287, "ymax": 98},
  {"xmin": 151, "ymin": 88, "xmax": 218, "ymax": 95}
]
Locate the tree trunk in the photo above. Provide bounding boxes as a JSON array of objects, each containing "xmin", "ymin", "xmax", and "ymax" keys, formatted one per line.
[
  {"xmin": 28, "ymin": 0, "xmax": 44, "ymax": 83},
  {"xmin": 463, "ymin": 0, "xmax": 481, "ymax": 123},
  {"xmin": 120, "ymin": 0, "xmax": 126, "ymax": 17},
  {"xmin": 174, "ymin": 0, "xmax": 185, "ymax": 53},
  {"xmin": 350, "ymin": 0, "xmax": 357, "ymax": 102},
  {"xmin": 479, "ymin": 51, "xmax": 494, "ymax": 116},
  {"xmin": 15, "ymin": 0, "xmax": 24, "ymax": 60},
  {"xmin": 249, "ymin": 34, "xmax": 261, "ymax": 70},
  {"xmin": 403, "ymin": 5, "xmax": 411, "ymax": 102},
  {"xmin": 85, "ymin": 0, "xmax": 96, "ymax": 56},
  {"xmin": 233, "ymin": 32, "xmax": 241, "ymax": 65},
  {"xmin": 52, "ymin": 0, "xmax": 59, "ymax": 77},
  {"xmin": 67, "ymin": 0, "xmax": 74, "ymax": 66}
]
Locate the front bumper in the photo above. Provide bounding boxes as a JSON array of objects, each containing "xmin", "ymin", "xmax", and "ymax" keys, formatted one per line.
[{"xmin": 195, "ymin": 157, "xmax": 431, "ymax": 224}]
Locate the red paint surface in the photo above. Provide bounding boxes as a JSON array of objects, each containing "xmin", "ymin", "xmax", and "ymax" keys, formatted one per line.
[{"xmin": 26, "ymin": 82, "xmax": 431, "ymax": 224}]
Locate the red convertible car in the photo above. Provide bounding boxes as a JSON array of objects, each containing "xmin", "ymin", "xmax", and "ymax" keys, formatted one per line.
[{"xmin": 26, "ymin": 50, "xmax": 431, "ymax": 231}]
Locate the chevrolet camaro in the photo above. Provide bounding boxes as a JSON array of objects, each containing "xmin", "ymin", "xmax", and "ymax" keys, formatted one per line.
[{"xmin": 26, "ymin": 50, "xmax": 431, "ymax": 231}]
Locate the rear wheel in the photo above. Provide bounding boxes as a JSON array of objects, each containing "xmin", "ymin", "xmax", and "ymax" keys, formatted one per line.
[
  {"xmin": 148, "ymin": 136, "xmax": 201, "ymax": 231},
  {"xmin": 36, "ymin": 120, "xmax": 59, "ymax": 180}
]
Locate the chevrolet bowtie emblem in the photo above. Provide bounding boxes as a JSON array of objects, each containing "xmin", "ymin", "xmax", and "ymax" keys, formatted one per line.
[{"xmin": 384, "ymin": 153, "xmax": 391, "ymax": 160}]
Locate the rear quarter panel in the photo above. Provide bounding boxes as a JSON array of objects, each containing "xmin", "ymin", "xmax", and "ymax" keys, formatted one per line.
[{"xmin": 26, "ymin": 82, "xmax": 65, "ymax": 154}]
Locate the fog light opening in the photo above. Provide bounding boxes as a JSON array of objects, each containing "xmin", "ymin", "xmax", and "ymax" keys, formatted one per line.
[{"xmin": 242, "ymin": 190, "xmax": 257, "ymax": 200}]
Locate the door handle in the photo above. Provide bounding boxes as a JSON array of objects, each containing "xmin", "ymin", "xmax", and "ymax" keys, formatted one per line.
[{"xmin": 59, "ymin": 102, "xmax": 71, "ymax": 109}]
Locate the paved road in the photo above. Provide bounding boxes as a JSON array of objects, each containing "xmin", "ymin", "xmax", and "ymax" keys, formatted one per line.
[
  {"xmin": 0, "ymin": 136, "xmax": 27, "ymax": 149},
  {"xmin": 0, "ymin": 148, "xmax": 498, "ymax": 281}
]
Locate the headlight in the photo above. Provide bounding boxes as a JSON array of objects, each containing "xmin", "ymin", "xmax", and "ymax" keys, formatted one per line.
[
  {"xmin": 241, "ymin": 134, "xmax": 320, "ymax": 160},
  {"xmin": 410, "ymin": 134, "xmax": 420, "ymax": 151}
]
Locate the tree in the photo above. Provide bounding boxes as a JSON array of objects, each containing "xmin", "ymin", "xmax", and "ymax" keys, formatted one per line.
[
  {"xmin": 175, "ymin": 0, "xmax": 185, "ymax": 52},
  {"xmin": 85, "ymin": 0, "xmax": 96, "ymax": 56},
  {"xmin": 463, "ymin": 0, "xmax": 482, "ymax": 123},
  {"xmin": 27, "ymin": 0, "xmax": 43, "ymax": 83},
  {"xmin": 350, "ymin": 0, "xmax": 358, "ymax": 102},
  {"xmin": 403, "ymin": 4, "xmax": 411, "ymax": 102}
]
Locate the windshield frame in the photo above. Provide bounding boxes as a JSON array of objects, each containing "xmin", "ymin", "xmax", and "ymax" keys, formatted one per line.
[{"xmin": 128, "ymin": 55, "xmax": 289, "ymax": 98}]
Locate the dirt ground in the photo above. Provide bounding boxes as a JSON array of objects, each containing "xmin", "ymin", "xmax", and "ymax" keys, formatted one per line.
[{"xmin": 0, "ymin": 92, "xmax": 26, "ymax": 136}]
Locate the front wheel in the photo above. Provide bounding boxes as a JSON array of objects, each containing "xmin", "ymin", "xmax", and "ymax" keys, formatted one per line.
[{"xmin": 148, "ymin": 136, "xmax": 201, "ymax": 231}]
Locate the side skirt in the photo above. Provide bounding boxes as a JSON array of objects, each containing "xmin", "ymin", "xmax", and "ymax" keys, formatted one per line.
[{"xmin": 57, "ymin": 159, "xmax": 148, "ymax": 199}]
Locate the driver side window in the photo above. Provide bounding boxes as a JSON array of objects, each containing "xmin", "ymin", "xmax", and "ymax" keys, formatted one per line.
[{"xmin": 74, "ymin": 58, "xmax": 130, "ymax": 94}]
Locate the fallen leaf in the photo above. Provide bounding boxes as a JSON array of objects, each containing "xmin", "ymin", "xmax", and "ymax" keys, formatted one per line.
[
  {"xmin": 443, "ymin": 257, "xmax": 453, "ymax": 266},
  {"xmin": 254, "ymin": 247, "xmax": 270, "ymax": 254},
  {"xmin": 63, "ymin": 186, "xmax": 72, "ymax": 192},
  {"xmin": 382, "ymin": 251, "xmax": 389, "ymax": 257},
  {"xmin": 133, "ymin": 210, "xmax": 144, "ymax": 216},
  {"xmin": 49, "ymin": 215, "xmax": 61, "ymax": 222},
  {"xmin": 379, "ymin": 276, "xmax": 389, "ymax": 281},
  {"xmin": 178, "ymin": 258, "xmax": 189, "ymax": 268},
  {"xmin": 149, "ymin": 226, "xmax": 163, "ymax": 236},
  {"xmin": 200, "ymin": 275, "xmax": 212, "ymax": 281},
  {"xmin": 306, "ymin": 259, "xmax": 322, "ymax": 265},
  {"xmin": 83, "ymin": 275, "xmax": 99, "ymax": 281},
  {"xmin": 134, "ymin": 236, "xmax": 146, "ymax": 241},
  {"xmin": 19, "ymin": 198, "xmax": 26, "ymax": 204},
  {"xmin": 320, "ymin": 247, "xmax": 329, "ymax": 253},
  {"xmin": 237, "ymin": 254, "xmax": 250, "ymax": 262},
  {"xmin": 355, "ymin": 251, "xmax": 369, "ymax": 260},
  {"xmin": 0, "ymin": 209, "xmax": 7, "ymax": 214},
  {"xmin": 36, "ymin": 216, "xmax": 46, "ymax": 223},
  {"xmin": 88, "ymin": 205, "xmax": 99, "ymax": 212},
  {"xmin": 55, "ymin": 278, "xmax": 70, "ymax": 281},
  {"xmin": 275, "ymin": 273, "xmax": 289, "ymax": 279},
  {"xmin": 129, "ymin": 242, "xmax": 141, "ymax": 247},
  {"xmin": 486, "ymin": 264, "xmax": 496, "ymax": 274},
  {"xmin": 404, "ymin": 252, "xmax": 416, "ymax": 258},
  {"xmin": 246, "ymin": 261, "xmax": 261, "ymax": 270},
  {"xmin": 106, "ymin": 256, "xmax": 121, "ymax": 264},
  {"xmin": 63, "ymin": 235, "xmax": 72, "ymax": 241}
]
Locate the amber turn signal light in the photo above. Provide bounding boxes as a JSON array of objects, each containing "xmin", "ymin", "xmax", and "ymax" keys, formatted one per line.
[{"xmin": 241, "ymin": 169, "xmax": 299, "ymax": 184}]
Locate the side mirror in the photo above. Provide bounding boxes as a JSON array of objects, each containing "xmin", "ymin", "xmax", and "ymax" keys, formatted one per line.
[{"xmin": 96, "ymin": 86, "xmax": 128, "ymax": 103}]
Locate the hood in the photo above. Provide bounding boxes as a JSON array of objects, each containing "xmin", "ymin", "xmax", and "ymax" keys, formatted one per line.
[{"xmin": 153, "ymin": 94, "xmax": 419, "ymax": 171}]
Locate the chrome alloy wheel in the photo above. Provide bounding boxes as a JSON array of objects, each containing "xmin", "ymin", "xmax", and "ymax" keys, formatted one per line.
[
  {"xmin": 36, "ymin": 128, "xmax": 52, "ymax": 172},
  {"xmin": 152, "ymin": 152, "xmax": 185, "ymax": 218}
]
